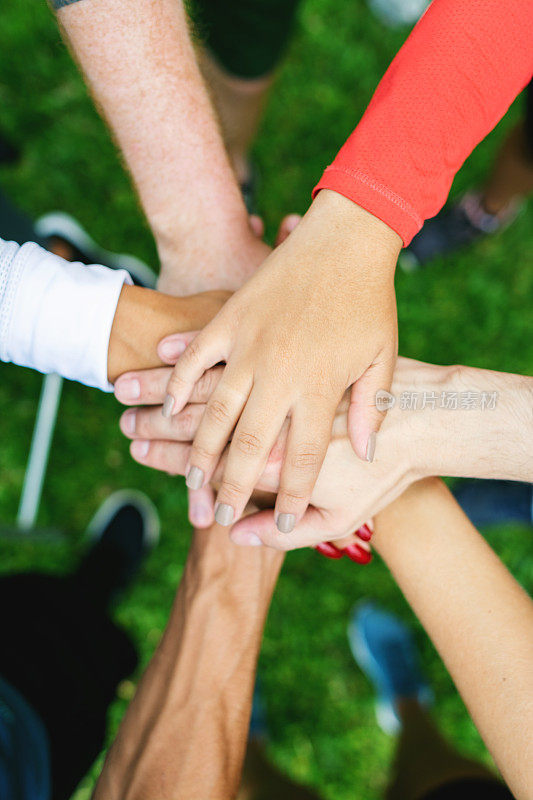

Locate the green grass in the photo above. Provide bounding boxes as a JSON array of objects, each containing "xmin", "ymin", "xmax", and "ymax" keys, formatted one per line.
[{"xmin": 0, "ymin": 1, "xmax": 532, "ymax": 798}]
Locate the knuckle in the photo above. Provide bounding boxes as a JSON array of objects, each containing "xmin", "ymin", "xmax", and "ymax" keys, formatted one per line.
[
  {"xmin": 234, "ymin": 430, "xmax": 263, "ymax": 457},
  {"xmin": 206, "ymin": 397, "xmax": 232, "ymax": 425},
  {"xmin": 168, "ymin": 372, "xmax": 190, "ymax": 392},
  {"xmin": 192, "ymin": 443, "xmax": 219, "ymax": 463},
  {"xmin": 175, "ymin": 409, "xmax": 195, "ymax": 438},
  {"xmin": 280, "ymin": 490, "xmax": 306, "ymax": 507},
  {"xmin": 220, "ymin": 478, "xmax": 247, "ymax": 502},
  {"xmin": 289, "ymin": 444, "xmax": 322, "ymax": 471},
  {"xmin": 183, "ymin": 338, "xmax": 203, "ymax": 366},
  {"xmin": 197, "ymin": 369, "xmax": 216, "ymax": 399}
]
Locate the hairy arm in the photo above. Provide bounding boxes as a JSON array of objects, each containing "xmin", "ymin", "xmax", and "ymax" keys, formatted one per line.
[
  {"xmin": 55, "ymin": 0, "xmax": 268, "ymax": 293},
  {"xmin": 92, "ymin": 529, "xmax": 283, "ymax": 800}
]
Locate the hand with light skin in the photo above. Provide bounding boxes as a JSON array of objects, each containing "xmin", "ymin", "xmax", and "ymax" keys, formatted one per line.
[
  {"xmin": 161, "ymin": 189, "xmax": 401, "ymax": 535},
  {"xmin": 116, "ymin": 356, "xmax": 532, "ymax": 549}
]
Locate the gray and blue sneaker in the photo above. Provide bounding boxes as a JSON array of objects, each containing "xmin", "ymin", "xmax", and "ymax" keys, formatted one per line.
[
  {"xmin": 400, "ymin": 192, "xmax": 519, "ymax": 271},
  {"xmin": 35, "ymin": 212, "xmax": 157, "ymax": 288},
  {"xmin": 347, "ymin": 602, "xmax": 433, "ymax": 734}
]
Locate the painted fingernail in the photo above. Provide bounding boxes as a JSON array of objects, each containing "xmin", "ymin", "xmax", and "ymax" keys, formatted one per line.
[
  {"xmin": 356, "ymin": 523, "xmax": 373, "ymax": 542},
  {"xmin": 236, "ymin": 532, "xmax": 262, "ymax": 547},
  {"xmin": 214, "ymin": 503, "xmax": 234, "ymax": 526},
  {"xmin": 159, "ymin": 337, "xmax": 187, "ymax": 361},
  {"xmin": 131, "ymin": 439, "xmax": 149, "ymax": 459},
  {"xmin": 314, "ymin": 542, "xmax": 344, "ymax": 560},
  {"xmin": 116, "ymin": 378, "xmax": 140, "ymax": 402},
  {"xmin": 162, "ymin": 394, "xmax": 174, "ymax": 418},
  {"xmin": 186, "ymin": 466, "xmax": 204, "ymax": 490},
  {"xmin": 276, "ymin": 513, "xmax": 295, "ymax": 533},
  {"xmin": 366, "ymin": 431, "xmax": 376, "ymax": 463},
  {"xmin": 121, "ymin": 409, "xmax": 137, "ymax": 436},
  {"xmin": 190, "ymin": 505, "xmax": 211, "ymax": 527},
  {"xmin": 343, "ymin": 544, "xmax": 373, "ymax": 565}
]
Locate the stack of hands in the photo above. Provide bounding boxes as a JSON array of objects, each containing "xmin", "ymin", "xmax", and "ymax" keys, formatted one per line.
[{"xmin": 109, "ymin": 203, "xmax": 531, "ymax": 561}]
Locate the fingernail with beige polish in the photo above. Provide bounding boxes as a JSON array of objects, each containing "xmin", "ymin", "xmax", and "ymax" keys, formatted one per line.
[
  {"xmin": 366, "ymin": 431, "xmax": 376, "ymax": 463},
  {"xmin": 162, "ymin": 394, "xmax": 174, "ymax": 418},
  {"xmin": 215, "ymin": 503, "xmax": 234, "ymax": 526},
  {"xmin": 186, "ymin": 466, "xmax": 204, "ymax": 490},
  {"xmin": 276, "ymin": 513, "xmax": 295, "ymax": 533}
]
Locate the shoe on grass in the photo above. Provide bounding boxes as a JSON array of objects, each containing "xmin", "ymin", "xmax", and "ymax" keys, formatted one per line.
[
  {"xmin": 347, "ymin": 601, "xmax": 433, "ymax": 734},
  {"xmin": 35, "ymin": 211, "xmax": 157, "ymax": 288},
  {"xmin": 75, "ymin": 490, "xmax": 160, "ymax": 609},
  {"xmin": 400, "ymin": 192, "xmax": 520, "ymax": 271}
]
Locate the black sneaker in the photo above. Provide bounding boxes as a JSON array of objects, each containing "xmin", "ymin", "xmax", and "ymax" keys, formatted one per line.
[
  {"xmin": 74, "ymin": 490, "xmax": 160, "ymax": 609},
  {"xmin": 400, "ymin": 193, "xmax": 519, "ymax": 271},
  {"xmin": 34, "ymin": 211, "xmax": 157, "ymax": 288}
]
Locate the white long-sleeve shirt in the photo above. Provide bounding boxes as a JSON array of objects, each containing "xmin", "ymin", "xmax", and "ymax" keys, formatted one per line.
[{"xmin": 0, "ymin": 238, "xmax": 131, "ymax": 390}]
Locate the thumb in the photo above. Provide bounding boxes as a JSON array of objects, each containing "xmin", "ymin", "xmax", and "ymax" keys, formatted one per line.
[
  {"xmin": 230, "ymin": 506, "xmax": 334, "ymax": 551},
  {"xmin": 249, "ymin": 214, "xmax": 265, "ymax": 239},
  {"xmin": 348, "ymin": 355, "xmax": 395, "ymax": 462},
  {"xmin": 275, "ymin": 214, "xmax": 302, "ymax": 247},
  {"xmin": 188, "ymin": 483, "xmax": 216, "ymax": 529},
  {"xmin": 157, "ymin": 331, "xmax": 199, "ymax": 364}
]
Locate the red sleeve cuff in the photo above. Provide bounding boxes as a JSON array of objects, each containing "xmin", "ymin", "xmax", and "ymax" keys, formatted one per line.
[{"xmin": 313, "ymin": 166, "xmax": 423, "ymax": 247}]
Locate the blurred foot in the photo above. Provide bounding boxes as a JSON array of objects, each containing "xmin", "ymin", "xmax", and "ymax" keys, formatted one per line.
[
  {"xmin": 75, "ymin": 490, "xmax": 160, "ymax": 609},
  {"xmin": 400, "ymin": 192, "xmax": 520, "ymax": 271},
  {"xmin": 35, "ymin": 211, "xmax": 157, "ymax": 287},
  {"xmin": 0, "ymin": 133, "xmax": 19, "ymax": 165},
  {"xmin": 248, "ymin": 679, "xmax": 269, "ymax": 743},
  {"xmin": 240, "ymin": 163, "xmax": 259, "ymax": 214},
  {"xmin": 348, "ymin": 602, "xmax": 433, "ymax": 734},
  {"xmin": 453, "ymin": 479, "xmax": 532, "ymax": 528}
]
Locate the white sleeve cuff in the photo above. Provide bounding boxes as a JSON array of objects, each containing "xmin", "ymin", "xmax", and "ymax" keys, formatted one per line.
[{"xmin": 0, "ymin": 238, "xmax": 132, "ymax": 391}]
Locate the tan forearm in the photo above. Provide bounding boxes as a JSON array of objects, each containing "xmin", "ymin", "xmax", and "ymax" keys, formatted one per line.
[
  {"xmin": 373, "ymin": 479, "xmax": 533, "ymax": 799},
  {"xmin": 94, "ymin": 528, "xmax": 283, "ymax": 800},
  {"xmin": 107, "ymin": 285, "xmax": 229, "ymax": 382}
]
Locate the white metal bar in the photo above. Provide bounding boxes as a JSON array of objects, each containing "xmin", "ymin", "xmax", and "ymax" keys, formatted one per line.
[{"xmin": 17, "ymin": 373, "xmax": 63, "ymax": 531}]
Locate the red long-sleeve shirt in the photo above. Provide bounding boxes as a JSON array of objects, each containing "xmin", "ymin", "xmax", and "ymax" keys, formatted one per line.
[{"xmin": 314, "ymin": 0, "xmax": 533, "ymax": 245}]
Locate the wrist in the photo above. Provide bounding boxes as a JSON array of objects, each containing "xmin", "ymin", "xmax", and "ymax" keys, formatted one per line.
[
  {"xmin": 156, "ymin": 223, "xmax": 270, "ymax": 294},
  {"xmin": 107, "ymin": 287, "xmax": 230, "ymax": 382},
  {"xmin": 188, "ymin": 525, "xmax": 284, "ymax": 605},
  {"xmin": 390, "ymin": 360, "xmax": 533, "ymax": 482},
  {"xmin": 307, "ymin": 189, "xmax": 403, "ymax": 265}
]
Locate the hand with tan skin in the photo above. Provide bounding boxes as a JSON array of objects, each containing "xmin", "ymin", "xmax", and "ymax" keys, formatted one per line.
[
  {"xmin": 161, "ymin": 189, "xmax": 401, "ymax": 536},
  {"xmin": 106, "ymin": 285, "xmax": 230, "ymax": 383},
  {"xmin": 116, "ymin": 356, "xmax": 532, "ymax": 549}
]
